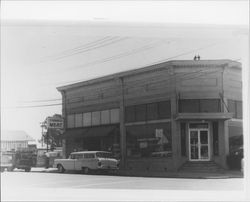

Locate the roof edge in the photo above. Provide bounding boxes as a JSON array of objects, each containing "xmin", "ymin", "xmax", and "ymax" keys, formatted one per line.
[{"xmin": 57, "ymin": 59, "xmax": 241, "ymax": 91}]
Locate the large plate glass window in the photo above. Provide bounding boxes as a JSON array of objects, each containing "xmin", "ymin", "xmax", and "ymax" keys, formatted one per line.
[{"xmin": 126, "ymin": 122, "xmax": 172, "ymax": 158}]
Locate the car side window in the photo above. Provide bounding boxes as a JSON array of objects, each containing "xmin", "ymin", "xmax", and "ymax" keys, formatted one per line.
[
  {"xmin": 75, "ymin": 154, "xmax": 83, "ymax": 159},
  {"xmin": 70, "ymin": 154, "xmax": 75, "ymax": 159},
  {"xmin": 84, "ymin": 153, "xmax": 95, "ymax": 159}
]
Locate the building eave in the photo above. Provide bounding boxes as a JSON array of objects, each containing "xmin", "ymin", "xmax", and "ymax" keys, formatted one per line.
[
  {"xmin": 56, "ymin": 59, "xmax": 241, "ymax": 92},
  {"xmin": 174, "ymin": 112, "xmax": 234, "ymax": 121}
]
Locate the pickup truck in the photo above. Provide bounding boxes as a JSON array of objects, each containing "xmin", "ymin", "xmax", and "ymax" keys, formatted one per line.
[{"xmin": 53, "ymin": 151, "xmax": 119, "ymax": 174}]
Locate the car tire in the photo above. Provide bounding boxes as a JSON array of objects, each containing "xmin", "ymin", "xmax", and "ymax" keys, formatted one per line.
[
  {"xmin": 82, "ymin": 167, "xmax": 89, "ymax": 174},
  {"xmin": 57, "ymin": 164, "xmax": 65, "ymax": 173}
]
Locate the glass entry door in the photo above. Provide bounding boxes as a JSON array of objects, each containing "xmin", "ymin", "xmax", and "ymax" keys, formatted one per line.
[{"xmin": 189, "ymin": 128, "xmax": 210, "ymax": 161}]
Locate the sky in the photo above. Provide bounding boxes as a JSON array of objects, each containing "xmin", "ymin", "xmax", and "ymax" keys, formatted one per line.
[{"xmin": 1, "ymin": 1, "xmax": 249, "ymax": 141}]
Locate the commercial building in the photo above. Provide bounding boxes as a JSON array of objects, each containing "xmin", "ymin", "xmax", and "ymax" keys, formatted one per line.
[{"xmin": 57, "ymin": 60, "xmax": 242, "ymax": 172}]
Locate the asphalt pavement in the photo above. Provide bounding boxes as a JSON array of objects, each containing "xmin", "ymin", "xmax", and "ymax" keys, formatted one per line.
[{"xmin": 1, "ymin": 169, "xmax": 247, "ymax": 201}]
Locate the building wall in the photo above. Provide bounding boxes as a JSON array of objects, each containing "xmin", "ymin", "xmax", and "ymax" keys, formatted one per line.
[
  {"xmin": 1, "ymin": 141, "xmax": 28, "ymax": 151},
  {"xmin": 59, "ymin": 60, "xmax": 242, "ymax": 172}
]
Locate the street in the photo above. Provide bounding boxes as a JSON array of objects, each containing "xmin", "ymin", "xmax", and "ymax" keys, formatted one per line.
[{"xmin": 1, "ymin": 169, "xmax": 246, "ymax": 201}]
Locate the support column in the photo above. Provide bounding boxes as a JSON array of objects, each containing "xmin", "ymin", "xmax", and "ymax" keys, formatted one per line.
[
  {"xmin": 218, "ymin": 120, "xmax": 229, "ymax": 168},
  {"xmin": 171, "ymin": 95, "xmax": 179, "ymax": 171},
  {"xmin": 61, "ymin": 90, "xmax": 67, "ymax": 158},
  {"xmin": 119, "ymin": 77, "xmax": 126, "ymax": 169}
]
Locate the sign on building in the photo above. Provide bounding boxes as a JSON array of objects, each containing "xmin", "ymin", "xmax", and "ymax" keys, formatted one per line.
[{"xmin": 46, "ymin": 117, "xmax": 64, "ymax": 129}]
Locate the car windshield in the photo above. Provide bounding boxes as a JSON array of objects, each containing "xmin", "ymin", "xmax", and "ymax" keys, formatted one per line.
[{"xmin": 96, "ymin": 152, "xmax": 113, "ymax": 158}]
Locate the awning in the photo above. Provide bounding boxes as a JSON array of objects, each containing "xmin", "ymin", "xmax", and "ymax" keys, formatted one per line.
[
  {"xmin": 174, "ymin": 112, "xmax": 234, "ymax": 121},
  {"xmin": 62, "ymin": 125, "xmax": 119, "ymax": 138}
]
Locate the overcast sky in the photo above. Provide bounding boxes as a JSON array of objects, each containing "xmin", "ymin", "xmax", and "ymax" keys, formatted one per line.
[{"xmin": 1, "ymin": 1, "xmax": 249, "ymax": 142}]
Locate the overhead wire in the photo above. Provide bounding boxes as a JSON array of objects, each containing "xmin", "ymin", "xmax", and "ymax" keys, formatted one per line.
[
  {"xmin": 40, "ymin": 36, "xmax": 129, "ymax": 63},
  {"xmin": 5, "ymin": 39, "xmax": 235, "ymax": 109},
  {"xmin": 56, "ymin": 40, "xmax": 224, "ymax": 86},
  {"xmin": 59, "ymin": 68, "xmax": 221, "ymax": 105},
  {"xmin": 53, "ymin": 37, "xmax": 130, "ymax": 61},
  {"xmin": 2, "ymin": 68, "xmax": 222, "ymax": 109},
  {"xmin": 19, "ymin": 98, "xmax": 62, "ymax": 103}
]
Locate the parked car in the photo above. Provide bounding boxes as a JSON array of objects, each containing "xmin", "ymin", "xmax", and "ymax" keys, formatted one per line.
[
  {"xmin": 227, "ymin": 146, "xmax": 244, "ymax": 170},
  {"xmin": 53, "ymin": 151, "xmax": 119, "ymax": 174},
  {"xmin": 0, "ymin": 149, "xmax": 36, "ymax": 172},
  {"xmin": 0, "ymin": 151, "xmax": 15, "ymax": 172}
]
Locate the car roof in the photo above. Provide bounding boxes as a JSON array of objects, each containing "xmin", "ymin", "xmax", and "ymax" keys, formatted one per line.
[{"xmin": 71, "ymin": 151, "xmax": 111, "ymax": 155}]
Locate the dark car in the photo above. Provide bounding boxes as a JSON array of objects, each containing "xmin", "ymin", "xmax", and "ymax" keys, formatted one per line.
[{"xmin": 227, "ymin": 146, "xmax": 244, "ymax": 170}]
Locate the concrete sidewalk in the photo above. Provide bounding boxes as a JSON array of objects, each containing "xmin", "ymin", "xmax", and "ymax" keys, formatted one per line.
[
  {"xmin": 117, "ymin": 169, "xmax": 244, "ymax": 179},
  {"xmin": 26, "ymin": 167, "xmax": 243, "ymax": 179}
]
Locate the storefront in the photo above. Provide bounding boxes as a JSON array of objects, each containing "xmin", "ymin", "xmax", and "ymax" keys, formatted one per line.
[{"xmin": 57, "ymin": 59, "xmax": 242, "ymax": 173}]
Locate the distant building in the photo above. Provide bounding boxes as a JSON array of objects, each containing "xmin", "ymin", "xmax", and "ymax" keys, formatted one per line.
[
  {"xmin": 1, "ymin": 130, "xmax": 34, "ymax": 151},
  {"xmin": 57, "ymin": 60, "xmax": 242, "ymax": 173}
]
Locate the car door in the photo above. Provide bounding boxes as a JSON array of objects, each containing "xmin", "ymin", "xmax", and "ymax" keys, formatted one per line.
[
  {"xmin": 63, "ymin": 154, "xmax": 76, "ymax": 170},
  {"xmin": 74, "ymin": 154, "xmax": 83, "ymax": 171}
]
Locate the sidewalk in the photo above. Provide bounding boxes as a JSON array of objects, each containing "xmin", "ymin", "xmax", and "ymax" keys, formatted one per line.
[
  {"xmin": 28, "ymin": 167, "xmax": 243, "ymax": 179},
  {"xmin": 117, "ymin": 169, "xmax": 244, "ymax": 179}
]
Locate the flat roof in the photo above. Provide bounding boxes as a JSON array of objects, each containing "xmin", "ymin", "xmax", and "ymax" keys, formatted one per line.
[{"xmin": 57, "ymin": 59, "xmax": 241, "ymax": 91}]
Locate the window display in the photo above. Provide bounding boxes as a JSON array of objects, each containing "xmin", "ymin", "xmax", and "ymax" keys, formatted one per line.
[{"xmin": 126, "ymin": 122, "xmax": 172, "ymax": 158}]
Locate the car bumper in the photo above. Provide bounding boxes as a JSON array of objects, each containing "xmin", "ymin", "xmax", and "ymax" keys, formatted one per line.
[{"xmin": 98, "ymin": 165, "xmax": 119, "ymax": 170}]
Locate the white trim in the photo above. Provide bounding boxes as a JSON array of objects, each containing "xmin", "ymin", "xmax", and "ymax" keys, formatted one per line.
[{"xmin": 188, "ymin": 123, "xmax": 210, "ymax": 161}]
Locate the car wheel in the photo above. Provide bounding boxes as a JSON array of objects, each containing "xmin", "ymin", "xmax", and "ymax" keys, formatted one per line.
[
  {"xmin": 57, "ymin": 164, "xmax": 65, "ymax": 173},
  {"xmin": 82, "ymin": 167, "xmax": 89, "ymax": 174}
]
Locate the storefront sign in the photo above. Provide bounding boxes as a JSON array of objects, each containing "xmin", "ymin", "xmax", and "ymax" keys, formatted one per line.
[
  {"xmin": 47, "ymin": 117, "xmax": 64, "ymax": 129},
  {"xmin": 155, "ymin": 129, "xmax": 164, "ymax": 138}
]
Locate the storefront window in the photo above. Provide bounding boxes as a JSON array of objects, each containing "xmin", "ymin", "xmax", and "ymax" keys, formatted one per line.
[
  {"xmin": 83, "ymin": 112, "xmax": 91, "ymax": 127},
  {"xmin": 179, "ymin": 99, "xmax": 199, "ymax": 113},
  {"xmin": 135, "ymin": 104, "xmax": 146, "ymax": 121},
  {"xmin": 125, "ymin": 101, "xmax": 171, "ymax": 123},
  {"xmin": 179, "ymin": 99, "xmax": 221, "ymax": 113},
  {"xmin": 125, "ymin": 106, "xmax": 136, "ymax": 122},
  {"xmin": 158, "ymin": 101, "xmax": 171, "ymax": 119},
  {"xmin": 92, "ymin": 111, "xmax": 101, "ymax": 126},
  {"xmin": 147, "ymin": 103, "xmax": 158, "ymax": 120},
  {"xmin": 126, "ymin": 122, "xmax": 172, "ymax": 158},
  {"xmin": 228, "ymin": 100, "xmax": 243, "ymax": 119},
  {"xmin": 75, "ymin": 114, "xmax": 83, "ymax": 127},
  {"xmin": 67, "ymin": 114, "xmax": 75, "ymax": 128},
  {"xmin": 200, "ymin": 99, "xmax": 221, "ymax": 112}
]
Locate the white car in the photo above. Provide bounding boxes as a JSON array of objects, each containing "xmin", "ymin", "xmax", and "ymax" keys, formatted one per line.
[{"xmin": 53, "ymin": 151, "xmax": 119, "ymax": 174}]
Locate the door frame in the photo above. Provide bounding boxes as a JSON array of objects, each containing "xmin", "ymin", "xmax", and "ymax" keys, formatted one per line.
[{"xmin": 188, "ymin": 123, "xmax": 210, "ymax": 161}]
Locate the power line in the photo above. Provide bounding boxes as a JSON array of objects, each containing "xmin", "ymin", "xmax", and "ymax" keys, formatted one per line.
[
  {"xmin": 2, "ymin": 69, "xmax": 222, "ymax": 108},
  {"xmin": 41, "ymin": 36, "xmax": 129, "ymax": 62},
  {"xmin": 54, "ymin": 37, "xmax": 129, "ymax": 61},
  {"xmin": 56, "ymin": 40, "xmax": 223, "ymax": 86},
  {"xmin": 57, "ymin": 69, "xmax": 221, "ymax": 105},
  {"xmin": 40, "ymin": 36, "xmax": 112, "ymax": 62},
  {"xmin": 59, "ymin": 39, "xmax": 172, "ymax": 74},
  {"xmin": 19, "ymin": 98, "xmax": 61, "ymax": 103},
  {"xmin": 2, "ymin": 103, "xmax": 62, "ymax": 109}
]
